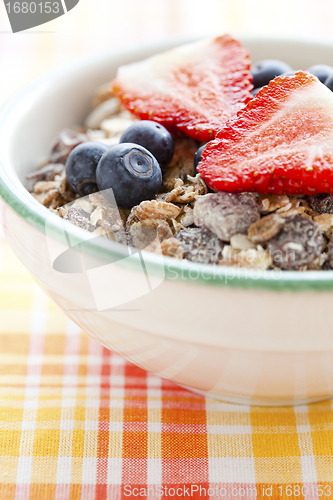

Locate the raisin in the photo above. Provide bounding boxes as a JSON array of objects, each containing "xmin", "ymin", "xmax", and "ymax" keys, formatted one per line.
[
  {"xmin": 308, "ymin": 193, "xmax": 333, "ymax": 214},
  {"xmin": 175, "ymin": 227, "xmax": 224, "ymax": 264},
  {"xmin": 49, "ymin": 129, "xmax": 87, "ymax": 164},
  {"xmin": 64, "ymin": 207, "xmax": 95, "ymax": 232},
  {"xmin": 193, "ymin": 192, "xmax": 260, "ymax": 241},
  {"xmin": 266, "ymin": 215, "xmax": 323, "ymax": 270}
]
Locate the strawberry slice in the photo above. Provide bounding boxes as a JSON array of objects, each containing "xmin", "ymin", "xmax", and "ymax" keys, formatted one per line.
[
  {"xmin": 111, "ymin": 35, "xmax": 252, "ymax": 141},
  {"xmin": 198, "ymin": 72, "xmax": 333, "ymax": 195}
]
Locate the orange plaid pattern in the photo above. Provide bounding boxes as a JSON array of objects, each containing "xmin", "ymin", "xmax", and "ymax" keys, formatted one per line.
[{"xmin": 1, "ymin": 226, "xmax": 333, "ymax": 500}]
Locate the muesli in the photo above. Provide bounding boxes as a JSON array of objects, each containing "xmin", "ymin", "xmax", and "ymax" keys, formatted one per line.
[{"xmin": 27, "ymin": 35, "xmax": 333, "ymax": 271}]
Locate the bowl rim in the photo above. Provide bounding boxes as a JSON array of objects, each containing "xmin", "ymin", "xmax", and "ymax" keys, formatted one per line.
[{"xmin": 2, "ymin": 37, "xmax": 333, "ymax": 291}]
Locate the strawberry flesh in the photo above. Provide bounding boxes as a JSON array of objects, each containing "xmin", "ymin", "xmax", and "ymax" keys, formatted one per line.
[
  {"xmin": 111, "ymin": 35, "xmax": 252, "ymax": 141},
  {"xmin": 198, "ymin": 72, "xmax": 333, "ymax": 195}
]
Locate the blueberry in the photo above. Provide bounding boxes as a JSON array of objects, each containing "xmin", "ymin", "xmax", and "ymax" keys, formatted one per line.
[
  {"xmin": 325, "ymin": 73, "xmax": 333, "ymax": 91},
  {"xmin": 96, "ymin": 143, "xmax": 162, "ymax": 209},
  {"xmin": 120, "ymin": 121, "xmax": 174, "ymax": 170},
  {"xmin": 194, "ymin": 143, "xmax": 209, "ymax": 174},
  {"xmin": 251, "ymin": 59, "xmax": 293, "ymax": 89},
  {"xmin": 307, "ymin": 64, "xmax": 333, "ymax": 83},
  {"xmin": 66, "ymin": 142, "xmax": 109, "ymax": 196}
]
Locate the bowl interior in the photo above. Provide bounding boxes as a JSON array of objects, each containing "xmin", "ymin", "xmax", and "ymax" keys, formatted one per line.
[{"xmin": 2, "ymin": 37, "xmax": 333, "ymax": 290}]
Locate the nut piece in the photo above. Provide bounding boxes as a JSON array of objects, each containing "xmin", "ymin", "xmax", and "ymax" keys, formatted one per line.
[
  {"xmin": 72, "ymin": 198, "xmax": 94, "ymax": 213},
  {"xmin": 230, "ymin": 233, "xmax": 256, "ymax": 250},
  {"xmin": 175, "ymin": 227, "xmax": 224, "ymax": 264},
  {"xmin": 92, "ymin": 226, "xmax": 116, "ymax": 241},
  {"xmin": 132, "ymin": 200, "xmax": 181, "ymax": 221},
  {"xmin": 100, "ymin": 117, "xmax": 136, "ymax": 138},
  {"xmin": 258, "ymin": 194, "xmax": 290, "ymax": 213},
  {"xmin": 161, "ymin": 238, "xmax": 184, "ymax": 259},
  {"xmin": 172, "ymin": 174, "xmax": 207, "ymax": 203},
  {"xmin": 308, "ymin": 193, "xmax": 333, "ymax": 214},
  {"xmin": 313, "ymin": 213, "xmax": 333, "ymax": 237},
  {"xmin": 158, "ymin": 178, "xmax": 185, "ymax": 203},
  {"xmin": 177, "ymin": 205, "xmax": 194, "ymax": 227},
  {"xmin": 275, "ymin": 198, "xmax": 305, "ymax": 218},
  {"xmin": 31, "ymin": 166, "xmax": 76, "ymax": 209},
  {"xmin": 221, "ymin": 246, "xmax": 273, "ymax": 270},
  {"xmin": 194, "ymin": 192, "xmax": 260, "ymax": 242},
  {"xmin": 248, "ymin": 214, "xmax": 285, "ymax": 244},
  {"xmin": 88, "ymin": 199, "xmax": 125, "ymax": 233},
  {"xmin": 64, "ymin": 207, "xmax": 95, "ymax": 232},
  {"xmin": 267, "ymin": 215, "xmax": 324, "ymax": 270}
]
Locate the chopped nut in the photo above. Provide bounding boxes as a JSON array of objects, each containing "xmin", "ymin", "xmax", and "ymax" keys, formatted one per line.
[
  {"xmin": 278, "ymin": 206, "xmax": 305, "ymax": 218},
  {"xmin": 300, "ymin": 212, "xmax": 313, "ymax": 221},
  {"xmin": 221, "ymin": 246, "xmax": 273, "ymax": 269},
  {"xmin": 275, "ymin": 198, "xmax": 304, "ymax": 217},
  {"xmin": 132, "ymin": 200, "xmax": 181, "ymax": 221},
  {"xmin": 169, "ymin": 218, "xmax": 184, "ymax": 233},
  {"xmin": 88, "ymin": 191, "xmax": 108, "ymax": 205},
  {"xmin": 248, "ymin": 214, "xmax": 285, "ymax": 244},
  {"xmin": 194, "ymin": 192, "xmax": 260, "ymax": 241},
  {"xmin": 171, "ymin": 174, "xmax": 207, "ymax": 203},
  {"xmin": 92, "ymin": 226, "xmax": 116, "ymax": 241},
  {"xmin": 176, "ymin": 205, "xmax": 194, "ymax": 227},
  {"xmin": 33, "ymin": 181, "xmax": 59, "ymax": 194},
  {"xmin": 72, "ymin": 198, "xmax": 94, "ymax": 213},
  {"xmin": 258, "ymin": 194, "xmax": 290, "ymax": 213},
  {"xmin": 42, "ymin": 189, "xmax": 61, "ymax": 207},
  {"xmin": 64, "ymin": 207, "xmax": 95, "ymax": 232},
  {"xmin": 90, "ymin": 208, "xmax": 104, "ymax": 226},
  {"xmin": 313, "ymin": 213, "xmax": 333, "ymax": 237},
  {"xmin": 94, "ymin": 206, "xmax": 123, "ymax": 232},
  {"xmin": 158, "ymin": 178, "xmax": 184, "ymax": 202},
  {"xmin": 230, "ymin": 233, "xmax": 256, "ymax": 250},
  {"xmin": 161, "ymin": 238, "xmax": 184, "ymax": 259},
  {"xmin": 164, "ymin": 178, "xmax": 184, "ymax": 192}
]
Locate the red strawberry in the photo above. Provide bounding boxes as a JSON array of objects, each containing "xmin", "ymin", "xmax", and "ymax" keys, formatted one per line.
[
  {"xmin": 111, "ymin": 35, "xmax": 252, "ymax": 141},
  {"xmin": 198, "ymin": 72, "xmax": 333, "ymax": 195}
]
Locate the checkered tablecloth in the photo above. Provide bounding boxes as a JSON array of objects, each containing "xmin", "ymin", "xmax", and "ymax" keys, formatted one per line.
[{"xmin": 1, "ymin": 226, "xmax": 333, "ymax": 500}]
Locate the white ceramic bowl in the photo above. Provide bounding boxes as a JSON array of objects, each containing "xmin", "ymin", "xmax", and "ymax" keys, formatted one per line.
[{"xmin": 2, "ymin": 38, "xmax": 333, "ymax": 406}]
